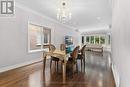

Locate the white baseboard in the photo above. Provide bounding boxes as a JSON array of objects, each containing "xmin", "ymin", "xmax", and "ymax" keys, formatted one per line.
[
  {"xmin": 0, "ymin": 58, "xmax": 42, "ymax": 73},
  {"xmin": 112, "ymin": 63, "xmax": 120, "ymax": 87}
]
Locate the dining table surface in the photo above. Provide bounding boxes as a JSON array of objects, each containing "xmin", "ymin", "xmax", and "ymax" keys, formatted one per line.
[{"xmin": 44, "ymin": 50, "xmax": 69, "ymax": 60}]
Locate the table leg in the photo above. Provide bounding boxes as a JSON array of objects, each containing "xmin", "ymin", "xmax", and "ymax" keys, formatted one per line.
[
  {"xmin": 43, "ymin": 56, "xmax": 46, "ymax": 71},
  {"xmin": 62, "ymin": 61, "xmax": 66, "ymax": 84}
]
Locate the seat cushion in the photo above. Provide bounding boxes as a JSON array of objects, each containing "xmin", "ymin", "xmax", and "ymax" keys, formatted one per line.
[{"xmin": 51, "ymin": 57, "xmax": 59, "ymax": 61}]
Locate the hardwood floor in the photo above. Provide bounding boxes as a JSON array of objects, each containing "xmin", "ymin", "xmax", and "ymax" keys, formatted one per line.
[{"xmin": 0, "ymin": 51, "xmax": 116, "ymax": 87}]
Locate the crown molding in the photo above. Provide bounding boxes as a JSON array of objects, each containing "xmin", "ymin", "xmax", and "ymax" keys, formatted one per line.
[{"xmin": 15, "ymin": 2, "xmax": 76, "ymax": 30}]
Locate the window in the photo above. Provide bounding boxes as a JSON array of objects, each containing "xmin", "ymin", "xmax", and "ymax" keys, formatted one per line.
[
  {"xmin": 36, "ymin": 30, "xmax": 42, "ymax": 46},
  {"xmin": 90, "ymin": 36, "xmax": 94, "ymax": 44},
  {"xmin": 43, "ymin": 28, "xmax": 51, "ymax": 45},
  {"xmin": 28, "ymin": 24, "xmax": 42, "ymax": 51},
  {"xmin": 81, "ymin": 35, "xmax": 110, "ymax": 46},
  {"xmin": 86, "ymin": 36, "xmax": 89, "ymax": 43},
  {"xmin": 95, "ymin": 36, "xmax": 99, "ymax": 44},
  {"xmin": 28, "ymin": 23, "xmax": 51, "ymax": 52},
  {"xmin": 100, "ymin": 36, "xmax": 105, "ymax": 44},
  {"xmin": 82, "ymin": 36, "xmax": 84, "ymax": 44}
]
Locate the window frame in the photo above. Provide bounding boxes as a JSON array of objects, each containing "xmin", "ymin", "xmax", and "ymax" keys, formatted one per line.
[{"xmin": 28, "ymin": 22, "xmax": 51, "ymax": 53}]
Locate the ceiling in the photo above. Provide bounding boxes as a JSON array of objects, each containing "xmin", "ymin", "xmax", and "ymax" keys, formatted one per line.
[{"xmin": 16, "ymin": 0, "xmax": 112, "ymax": 32}]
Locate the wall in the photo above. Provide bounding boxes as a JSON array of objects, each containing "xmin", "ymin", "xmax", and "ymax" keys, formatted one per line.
[
  {"xmin": 111, "ymin": 0, "xmax": 130, "ymax": 87},
  {"xmin": 0, "ymin": 3, "xmax": 80, "ymax": 69}
]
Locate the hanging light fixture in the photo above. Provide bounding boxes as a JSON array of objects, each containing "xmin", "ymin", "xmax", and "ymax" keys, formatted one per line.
[{"xmin": 57, "ymin": 0, "xmax": 72, "ymax": 23}]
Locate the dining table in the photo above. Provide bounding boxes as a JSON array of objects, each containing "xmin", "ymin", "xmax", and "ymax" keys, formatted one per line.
[{"xmin": 43, "ymin": 50, "xmax": 70, "ymax": 84}]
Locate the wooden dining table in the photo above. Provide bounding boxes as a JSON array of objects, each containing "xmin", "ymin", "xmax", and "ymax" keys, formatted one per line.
[{"xmin": 43, "ymin": 50, "xmax": 70, "ymax": 84}]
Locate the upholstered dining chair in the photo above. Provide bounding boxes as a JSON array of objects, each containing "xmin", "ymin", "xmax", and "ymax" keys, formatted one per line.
[
  {"xmin": 60, "ymin": 44, "xmax": 66, "ymax": 51},
  {"xmin": 67, "ymin": 46, "xmax": 80, "ymax": 74},
  {"xmin": 77, "ymin": 45, "xmax": 86, "ymax": 71},
  {"xmin": 49, "ymin": 44, "xmax": 59, "ymax": 70}
]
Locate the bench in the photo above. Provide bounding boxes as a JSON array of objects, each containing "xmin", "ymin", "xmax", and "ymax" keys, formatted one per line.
[{"xmin": 86, "ymin": 44, "xmax": 103, "ymax": 53}]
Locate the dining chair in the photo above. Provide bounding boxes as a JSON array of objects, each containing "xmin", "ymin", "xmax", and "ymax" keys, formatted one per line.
[
  {"xmin": 49, "ymin": 44, "xmax": 59, "ymax": 70},
  {"xmin": 77, "ymin": 45, "xmax": 86, "ymax": 71},
  {"xmin": 67, "ymin": 46, "xmax": 80, "ymax": 74},
  {"xmin": 60, "ymin": 44, "xmax": 66, "ymax": 51}
]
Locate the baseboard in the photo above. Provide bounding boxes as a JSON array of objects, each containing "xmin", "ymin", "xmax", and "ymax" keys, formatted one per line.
[
  {"xmin": 0, "ymin": 58, "xmax": 43, "ymax": 73},
  {"xmin": 112, "ymin": 63, "xmax": 120, "ymax": 87}
]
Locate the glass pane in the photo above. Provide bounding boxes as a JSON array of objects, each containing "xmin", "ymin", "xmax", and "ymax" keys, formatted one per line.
[
  {"xmin": 44, "ymin": 33, "xmax": 48, "ymax": 43},
  {"xmin": 43, "ymin": 28, "xmax": 51, "ymax": 45},
  {"xmin": 100, "ymin": 36, "xmax": 105, "ymax": 44},
  {"xmin": 28, "ymin": 24, "xmax": 42, "ymax": 50},
  {"xmin": 95, "ymin": 36, "xmax": 99, "ymax": 44},
  {"xmin": 86, "ymin": 36, "xmax": 89, "ymax": 43},
  {"xmin": 90, "ymin": 36, "xmax": 94, "ymax": 44},
  {"xmin": 82, "ymin": 36, "xmax": 84, "ymax": 44}
]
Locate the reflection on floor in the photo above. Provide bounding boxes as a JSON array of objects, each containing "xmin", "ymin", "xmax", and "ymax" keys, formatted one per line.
[{"xmin": 0, "ymin": 51, "xmax": 116, "ymax": 87}]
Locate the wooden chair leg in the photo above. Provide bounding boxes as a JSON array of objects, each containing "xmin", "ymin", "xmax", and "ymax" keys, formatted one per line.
[
  {"xmin": 43, "ymin": 56, "xmax": 46, "ymax": 71},
  {"xmin": 72, "ymin": 64, "xmax": 74, "ymax": 77},
  {"xmin": 50, "ymin": 59, "xmax": 52, "ymax": 69},
  {"xmin": 76, "ymin": 63, "xmax": 78, "ymax": 72},
  {"xmin": 61, "ymin": 62, "xmax": 62, "ymax": 70},
  {"xmin": 57, "ymin": 61, "xmax": 59, "ymax": 72},
  {"xmin": 83, "ymin": 58, "xmax": 85, "ymax": 72},
  {"xmin": 81, "ymin": 59, "xmax": 83, "ymax": 71},
  {"xmin": 55, "ymin": 61, "xmax": 56, "ymax": 68}
]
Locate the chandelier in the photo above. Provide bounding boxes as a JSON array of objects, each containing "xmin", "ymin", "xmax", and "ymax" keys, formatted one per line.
[{"xmin": 57, "ymin": 0, "xmax": 72, "ymax": 23}]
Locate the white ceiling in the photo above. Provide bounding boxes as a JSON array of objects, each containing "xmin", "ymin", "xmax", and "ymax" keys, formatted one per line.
[{"xmin": 16, "ymin": 0, "xmax": 112, "ymax": 32}]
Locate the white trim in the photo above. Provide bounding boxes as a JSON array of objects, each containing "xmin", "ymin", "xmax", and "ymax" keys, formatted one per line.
[
  {"xmin": 28, "ymin": 23, "xmax": 43, "ymax": 53},
  {"xmin": 28, "ymin": 49, "xmax": 49, "ymax": 53},
  {"xmin": 0, "ymin": 58, "xmax": 42, "ymax": 73},
  {"xmin": 28, "ymin": 49, "xmax": 44, "ymax": 53},
  {"xmin": 112, "ymin": 63, "xmax": 120, "ymax": 87}
]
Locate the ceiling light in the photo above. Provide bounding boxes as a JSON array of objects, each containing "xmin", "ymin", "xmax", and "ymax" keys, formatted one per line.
[{"xmin": 57, "ymin": 0, "xmax": 72, "ymax": 23}]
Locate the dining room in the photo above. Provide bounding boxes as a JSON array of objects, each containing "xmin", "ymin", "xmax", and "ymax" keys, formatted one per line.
[{"xmin": 0, "ymin": 0, "xmax": 117, "ymax": 87}]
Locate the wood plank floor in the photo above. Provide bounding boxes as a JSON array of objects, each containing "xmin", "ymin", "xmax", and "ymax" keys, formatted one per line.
[{"xmin": 0, "ymin": 51, "xmax": 116, "ymax": 87}]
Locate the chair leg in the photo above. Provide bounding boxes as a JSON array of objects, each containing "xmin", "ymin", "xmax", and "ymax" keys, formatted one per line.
[
  {"xmin": 43, "ymin": 56, "xmax": 47, "ymax": 71},
  {"xmin": 83, "ymin": 58, "xmax": 85, "ymax": 67},
  {"xmin": 54, "ymin": 61, "xmax": 56, "ymax": 71},
  {"xmin": 76, "ymin": 63, "xmax": 78, "ymax": 72},
  {"xmin": 61, "ymin": 62, "xmax": 62, "ymax": 70},
  {"xmin": 57, "ymin": 61, "xmax": 59, "ymax": 72},
  {"xmin": 50, "ymin": 59, "xmax": 52, "ymax": 69},
  {"xmin": 81, "ymin": 59, "xmax": 83, "ymax": 71},
  {"xmin": 83, "ymin": 58, "xmax": 85, "ymax": 72},
  {"xmin": 72, "ymin": 64, "xmax": 74, "ymax": 77},
  {"xmin": 55, "ymin": 61, "xmax": 56, "ymax": 67}
]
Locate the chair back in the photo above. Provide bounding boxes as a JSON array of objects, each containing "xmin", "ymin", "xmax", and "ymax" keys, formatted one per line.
[
  {"xmin": 49, "ymin": 44, "xmax": 56, "ymax": 52},
  {"xmin": 71, "ymin": 46, "xmax": 80, "ymax": 60},
  {"xmin": 60, "ymin": 44, "xmax": 66, "ymax": 51},
  {"xmin": 81, "ymin": 45, "xmax": 86, "ymax": 55}
]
